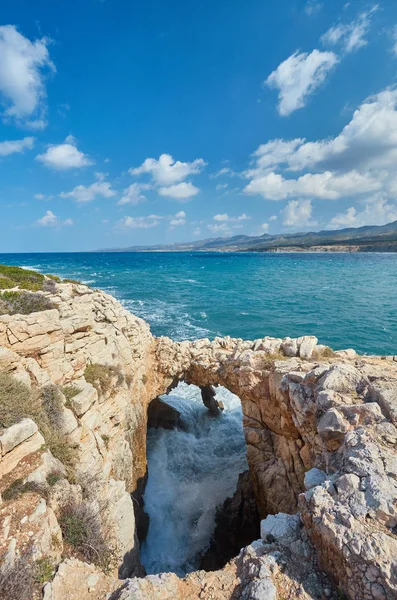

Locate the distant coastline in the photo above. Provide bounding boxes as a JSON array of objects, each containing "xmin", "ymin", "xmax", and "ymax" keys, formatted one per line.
[{"xmin": 99, "ymin": 220, "xmax": 397, "ymax": 254}]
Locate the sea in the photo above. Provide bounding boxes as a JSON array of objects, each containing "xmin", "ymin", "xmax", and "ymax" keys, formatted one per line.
[{"xmin": 1, "ymin": 251, "xmax": 396, "ymax": 355}]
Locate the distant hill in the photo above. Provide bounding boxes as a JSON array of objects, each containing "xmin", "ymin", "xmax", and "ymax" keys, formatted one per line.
[{"xmin": 101, "ymin": 220, "xmax": 397, "ymax": 253}]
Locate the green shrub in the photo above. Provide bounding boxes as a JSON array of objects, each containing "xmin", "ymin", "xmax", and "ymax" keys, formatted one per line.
[
  {"xmin": 61, "ymin": 384, "xmax": 80, "ymax": 404},
  {"xmin": 63, "ymin": 278, "xmax": 81, "ymax": 285},
  {"xmin": 59, "ymin": 501, "xmax": 115, "ymax": 572},
  {"xmin": 0, "ymin": 277, "xmax": 15, "ymax": 290},
  {"xmin": 47, "ymin": 472, "xmax": 63, "ymax": 486},
  {"xmin": 0, "ymin": 265, "xmax": 44, "ymax": 290},
  {"xmin": 84, "ymin": 363, "xmax": 123, "ymax": 395},
  {"xmin": 0, "ymin": 291, "xmax": 56, "ymax": 315},
  {"xmin": 46, "ymin": 274, "xmax": 61, "ymax": 282},
  {"xmin": 34, "ymin": 557, "xmax": 54, "ymax": 585}
]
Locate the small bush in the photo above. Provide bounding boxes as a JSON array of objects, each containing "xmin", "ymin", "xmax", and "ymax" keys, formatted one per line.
[
  {"xmin": 84, "ymin": 364, "xmax": 123, "ymax": 396},
  {"xmin": 0, "ymin": 277, "xmax": 15, "ymax": 290},
  {"xmin": 63, "ymin": 278, "xmax": 81, "ymax": 285},
  {"xmin": 0, "ymin": 372, "xmax": 41, "ymax": 428},
  {"xmin": 47, "ymin": 472, "xmax": 63, "ymax": 486},
  {"xmin": 0, "ymin": 291, "xmax": 56, "ymax": 315},
  {"xmin": 42, "ymin": 278, "xmax": 57, "ymax": 293},
  {"xmin": 0, "ymin": 554, "xmax": 35, "ymax": 600},
  {"xmin": 0, "ymin": 265, "xmax": 45, "ymax": 289},
  {"xmin": 2, "ymin": 478, "xmax": 43, "ymax": 502},
  {"xmin": 61, "ymin": 384, "xmax": 80, "ymax": 405},
  {"xmin": 59, "ymin": 501, "xmax": 116, "ymax": 572},
  {"xmin": 46, "ymin": 274, "xmax": 61, "ymax": 282},
  {"xmin": 313, "ymin": 346, "xmax": 336, "ymax": 360},
  {"xmin": 34, "ymin": 557, "xmax": 54, "ymax": 585},
  {"xmin": 0, "ymin": 373, "xmax": 77, "ymax": 471}
]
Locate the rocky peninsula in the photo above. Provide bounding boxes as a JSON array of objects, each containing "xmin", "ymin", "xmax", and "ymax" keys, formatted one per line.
[{"xmin": 0, "ymin": 267, "xmax": 396, "ymax": 600}]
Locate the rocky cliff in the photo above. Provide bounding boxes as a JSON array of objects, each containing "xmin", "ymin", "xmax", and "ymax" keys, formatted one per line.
[{"xmin": 0, "ymin": 278, "xmax": 396, "ymax": 600}]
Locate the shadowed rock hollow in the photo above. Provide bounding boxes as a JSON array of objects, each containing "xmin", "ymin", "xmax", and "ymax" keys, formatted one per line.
[{"xmin": 0, "ymin": 279, "xmax": 396, "ymax": 599}]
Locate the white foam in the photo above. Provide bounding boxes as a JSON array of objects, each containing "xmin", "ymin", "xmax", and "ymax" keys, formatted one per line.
[{"xmin": 140, "ymin": 383, "xmax": 247, "ymax": 576}]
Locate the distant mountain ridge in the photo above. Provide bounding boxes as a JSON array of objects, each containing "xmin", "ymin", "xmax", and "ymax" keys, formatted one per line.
[{"xmin": 101, "ymin": 220, "xmax": 397, "ymax": 253}]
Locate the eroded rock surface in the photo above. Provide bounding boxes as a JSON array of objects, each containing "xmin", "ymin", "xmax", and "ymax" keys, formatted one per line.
[{"xmin": 0, "ymin": 281, "xmax": 396, "ymax": 599}]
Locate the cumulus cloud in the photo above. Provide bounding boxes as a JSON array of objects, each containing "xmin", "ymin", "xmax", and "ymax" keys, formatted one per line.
[
  {"xmin": 0, "ymin": 25, "xmax": 55, "ymax": 128},
  {"xmin": 60, "ymin": 174, "xmax": 116, "ymax": 203},
  {"xmin": 0, "ymin": 136, "xmax": 35, "ymax": 156},
  {"xmin": 213, "ymin": 213, "xmax": 250, "ymax": 222},
  {"xmin": 130, "ymin": 153, "xmax": 205, "ymax": 200},
  {"xmin": 244, "ymin": 89, "xmax": 397, "ymax": 208},
  {"xmin": 130, "ymin": 153, "xmax": 206, "ymax": 185},
  {"xmin": 321, "ymin": 6, "xmax": 378, "ymax": 54},
  {"xmin": 117, "ymin": 183, "xmax": 151, "ymax": 206},
  {"xmin": 36, "ymin": 210, "xmax": 73, "ymax": 228},
  {"xmin": 281, "ymin": 199, "xmax": 317, "ymax": 228},
  {"xmin": 169, "ymin": 211, "xmax": 187, "ymax": 227},
  {"xmin": 260, "ymin": 222, "xmax": 269, "ymax": 233},
  {"xmin": 244, "ymin": 170, "xmax": 379, "ymax": 201},
  {"xmin": 36, "ymin": 136, "xmax": 93, "ymax": 170},
  {"xmin": 329, "ymin": 198, "xmax": 397, "ymax": 229},
  {"xmin": 266, "ymin": 50, "xmax": 338, "ymax": 116},
  {"xmin": 158, "ymin": 182, "xmax": 199, "ymax": 200},
  {"xmin": 116, "ymin": 215, "xmax": 161, "ymax": 229}
]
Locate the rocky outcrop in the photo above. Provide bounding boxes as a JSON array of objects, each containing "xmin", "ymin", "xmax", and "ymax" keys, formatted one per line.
[
  {"xmin": 200, "ymin": 470, "xmax": 260, "ymax": 571},
  {"xmin": 0, "ymin": 280, "xmax": 396, "ymax": 599}
]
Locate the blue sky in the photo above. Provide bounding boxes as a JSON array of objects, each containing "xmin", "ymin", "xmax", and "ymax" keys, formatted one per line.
[{"xmin": 1, "ymin": 0, "xmax": 397, "ymax": 251}]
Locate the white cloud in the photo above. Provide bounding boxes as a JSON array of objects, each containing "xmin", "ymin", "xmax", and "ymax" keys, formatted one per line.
[
  {"xmin": 244, "ymin": 89, "xmax": 397, "ymax": 209},
  {"xmin": 213, "ymin": 213, "xmax": 251, "ymax": 222},
  {"xmin": 269, "ymin": 215, "xmax": 278, "ymax": 221},
  {"xmin": 0, "ymin": 25, "xmax": 55, "ymax": 128},
  {"xmin": 60, "ymin": 175, "xmax": 116, "ymax": 203},
  {"xmin": 37, "ymin": 136, "xmax": 93, "ymax": 170},
  {"xmin": 169, "ymin": 211, "xmax": 187, "ymax": 227},
  {"xmin": 36, "ymin": 210, "xmax": 73, "ymax": 228},
  {"xmin": 158, "ymin": 181, "xmax": 199, "ymax": 200},
  {"xmin": 117, "ymin": 183, "xmax": 151, "ymax": 206},
  {"xmin": 304, "ymin": 1, "xmax": 322, "ymax": 16},
  {"xmin": 34, "ymin": 193, "xmax": 46, "ymax": 200},
  {"xmin": 193, "ymin": 227, "xmax": 201, "ymax": 236},
  {"xmin": 249, "ymin": 89, "xmax": 397, "ymax": 174},
  {"xmin": 210, "ymin": 167, "xmax": 235, "ymax": 179},
  {"xmin": 266, "ymin": 50, "xmax": 338, "ymax": 116},
  {"xmin": 130, "ymin": 153, "xmax": 206, "ymax": 185},
  {"xmin": 329, "ymin": 198, "xmax": 397, "ymax": 229},
  {"xmin": 322, "ymin": 6, "xmax": 378, "ymax": 54},
  {"xmin": 260, "ymin": 222, "xmax": 269, "ymax": 233},
  {"xmin": 244, "ymin": 170, "xmax": 379, "ymax": 201},
  {"xmin": 0, "ymin": 136, "xmax": 35, "ymax": 156},
  {"xmin": 392, "ymin": 25, "xmax": 397, "ymax": 56},
  {"xmin": 281, "ymin": 200, "xmax": 317, "ymax": 228},
  {"xmin": 215, "ymin": 183, "xmax": 228, "ymax": 191},
  {"xmin": 117, "ymin": 215, "xmax": 161, "ymax": 229}
]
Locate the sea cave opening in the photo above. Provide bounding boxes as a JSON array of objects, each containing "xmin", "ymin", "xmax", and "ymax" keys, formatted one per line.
[{"xmin": 139, "ymin": 381, "xmax": 259, "ymax": 577}]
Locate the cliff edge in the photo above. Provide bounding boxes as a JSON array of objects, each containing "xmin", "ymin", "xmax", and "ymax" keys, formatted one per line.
[{"xmin": 0, "ymin": 273, "xmax": 396, "ymax": 600}]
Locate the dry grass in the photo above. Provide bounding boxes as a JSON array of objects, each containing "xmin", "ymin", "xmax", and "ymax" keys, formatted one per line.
[
  {"xmin": 0, "ymin": 374, "xmax": 78, "ymax": 471},
  {"xmin": 59, "ymin": 500, "xmax": 116, "ymax": 572},
  {"xmin": 84, "ymin": 363, "xmax": 124, "ymax": 395},
  {"xmin": 0, "ymin": 554, "xmax": 35, "ymax": 600},
  {"xmin": 313, "ymin": 346, "xmax": 336, "ymax": 360}
]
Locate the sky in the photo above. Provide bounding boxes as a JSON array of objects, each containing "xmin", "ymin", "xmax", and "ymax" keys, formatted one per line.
[{"xmin": 1, "ymin": 0, "xmax": 397, "ymax": 252}]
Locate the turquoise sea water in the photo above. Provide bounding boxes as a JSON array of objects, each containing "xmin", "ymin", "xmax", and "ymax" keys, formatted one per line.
[{"xmin": 1, "ymin": 252, "xmax": 396, "ymax": 355}]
